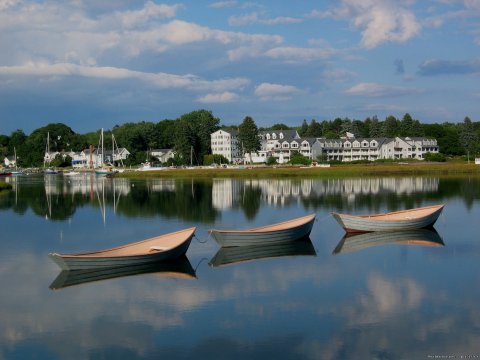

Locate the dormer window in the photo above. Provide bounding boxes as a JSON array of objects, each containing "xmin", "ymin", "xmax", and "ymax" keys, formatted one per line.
[
  {"xmin": 272, "ymin": 133, "xmax": 277, "ymax": 139},
  {"xmin": 282, "ymin": 141, "xmax": 289, "ymax": 148},
  {"xmin": 279, "ymin": 132, "xmax": 284, "ymax": 139},
  {"xmin": 291, "ymin": 141, "xmax": 298, "ymax": 148},
  {"xmin": 362, "ymin": 141, "xmax": 369, "ymax": 147}
]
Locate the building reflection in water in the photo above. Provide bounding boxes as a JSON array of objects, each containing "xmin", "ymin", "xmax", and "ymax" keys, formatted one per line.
[{"xmin": 211, "ymin": 177, "xmax": 440, "ymax": 209}]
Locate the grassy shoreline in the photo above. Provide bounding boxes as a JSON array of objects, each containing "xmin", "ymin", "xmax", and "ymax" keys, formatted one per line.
[{"xmin": 118, "ymin": 162, "xmax": 480, "ymax": 179}]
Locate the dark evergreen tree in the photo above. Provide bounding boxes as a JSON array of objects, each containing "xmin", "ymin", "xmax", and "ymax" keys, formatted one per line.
[{"xmin": 238, "ymin": 116, "xmax": 261, "ymax": 161}]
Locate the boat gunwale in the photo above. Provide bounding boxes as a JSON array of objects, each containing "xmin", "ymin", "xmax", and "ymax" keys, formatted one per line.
[
  {"xmin": 209, "ymin": 214, "xmax": 316, "ymax": 234},
  {"xmin": 331, "ymin": 204, "xmax": 444, "ymax": 221},
  {"xmin": 50, "ymin": 227, "xmax": 196, "ymax": 259}
]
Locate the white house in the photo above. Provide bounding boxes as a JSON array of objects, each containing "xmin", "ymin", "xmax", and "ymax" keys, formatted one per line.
[
  {"xmin": 4, "ymin": 156, "xmax": 16, "ymax": 168},
  {"xmin": 211, "ymin": 128, "xmax": 439, "ymax": 164},
  {"xmin": 150, "ymin": 149, "xmax": 175, "ymax": 163},
  {"xmin": 318, "ymin": 135, "xmax": 439, "ymax": 162},
  {"xmin": 211, "ymin": 129, "xmax": 242, "ymax": 163}
]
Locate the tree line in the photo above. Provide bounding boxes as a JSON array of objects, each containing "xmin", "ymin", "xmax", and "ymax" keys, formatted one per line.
[{"xmin": 0, "ymin": 110, "xmax": 478, "ymax": 167}]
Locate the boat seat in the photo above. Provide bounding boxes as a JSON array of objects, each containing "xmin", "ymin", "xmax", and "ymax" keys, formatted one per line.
[{"xmin": 149, "ymin": 246, "xmax": 168, "ymax": 252}]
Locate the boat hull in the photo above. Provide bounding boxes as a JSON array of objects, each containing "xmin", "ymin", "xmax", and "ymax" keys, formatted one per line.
[
  {"xmin": 210, "ymin": 214, "xmax": 315, "ymax": 247},
  {"xmin": 332, "ymin": 205, "xmax": 444, "ymax": 233},
  {"xmin": 49, "ymin": 228, "xmax": 195, "ymax": 270}
]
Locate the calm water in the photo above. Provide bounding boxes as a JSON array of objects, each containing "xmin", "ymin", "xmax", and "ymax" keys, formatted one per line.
[{"xmin": 1, "ymin": 174, "xmax": 479, "ymax": 360}]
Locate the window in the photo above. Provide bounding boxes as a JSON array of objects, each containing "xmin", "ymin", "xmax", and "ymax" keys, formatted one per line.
[{"xmin": 291, "ymin": 142, "xmax": 298, "ymax": 148}]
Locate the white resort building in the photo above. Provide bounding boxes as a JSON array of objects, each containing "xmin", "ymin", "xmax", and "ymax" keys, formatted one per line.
[
  {"xmin": 211, "ymin": 129, "xmax": 439, "ymax": 164},
  {"xmin": 210, "ymin": 129, "xmax": 242, "ymax": 163}
]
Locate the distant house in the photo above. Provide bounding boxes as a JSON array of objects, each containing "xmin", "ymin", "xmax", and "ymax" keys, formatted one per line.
[
  {"xmin": 210, "ymin": 129, "xmax": 242, "ymax": 163},
  {"xmin": 150, "ymin": 149, "xmax": 175, "ymax": 163},
  {"xmin": 104, "ymin": 148, "xmax": 130, "ymax": 165},
  {"xmin": 4, "ymin": 156, "xmax": 16, "ymax": 168}
]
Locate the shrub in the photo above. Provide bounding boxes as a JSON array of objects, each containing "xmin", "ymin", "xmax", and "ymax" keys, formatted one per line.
[
  {"xmin": 266, "ymin": 156, "xmax": 277, "ymax": 165},
  {"xmin": 424, "ymin": 152, "xmax": 446, "ymax": 162}
]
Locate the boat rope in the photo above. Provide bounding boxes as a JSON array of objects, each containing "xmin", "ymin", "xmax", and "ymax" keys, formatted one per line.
[
  {"xmin": 193, "ymin": 232, "xmax": 212, "ymax": 244},
  {"xmin": 315, "ymin": 213, "xmax": 332, "ymax": 223}
]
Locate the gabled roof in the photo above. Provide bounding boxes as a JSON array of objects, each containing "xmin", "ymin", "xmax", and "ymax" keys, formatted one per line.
[{"xmin": 261, "ymin": 129, "xmax": 299, "ymax": 139}]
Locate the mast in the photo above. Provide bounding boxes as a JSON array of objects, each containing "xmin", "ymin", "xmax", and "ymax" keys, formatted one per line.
[
  {"xmin": 44, "ymin": 132, "xmax": 50, "ymax": 168},
  {"xmin": 101, "ymin": 128, "xmax": 104, "ymax": 166},
  {"xmin": 190, "ymin": 146, "xmax": 193, "ymax": 166}
]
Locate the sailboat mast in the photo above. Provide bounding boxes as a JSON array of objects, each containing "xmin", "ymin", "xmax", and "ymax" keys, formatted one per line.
[{"xmin": 101, "ymin": 128, "xmax": 104, "ymax": 165}]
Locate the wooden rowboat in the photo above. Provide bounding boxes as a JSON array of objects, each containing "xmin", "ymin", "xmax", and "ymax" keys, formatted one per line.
[
  {"xmin": 49, "ymin": 227, "xmax": 196, "ymax": 270},
  {"xmin": 49, "ymin": 256, "xmax": 196, "ymax": 290},
  {"xmin": 209, "ymin": 214, "xmax": 316, "ymax": 247},
  {"xmin": 209, "ymin": 238, "xmax": 316, "ymax": 267},
  {"xmin": 333, "ymin": 228, "xmax": 444, "ymax": 255},
  {"xmin": 331, "ymin": 204, "xmax": 444, "ymax": 233}
]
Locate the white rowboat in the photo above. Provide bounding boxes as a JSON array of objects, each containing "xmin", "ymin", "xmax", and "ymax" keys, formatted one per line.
[
  {"xmin": 49, "ymin": 227, "xmax": 196, "ymax": 270},
  {"xmin": 209, "ymin": 214, "xmax": 316, "ymax": 247},
  {"xmin": 332, "ymin": 204, "xmax": 444, "ymax": 233}
]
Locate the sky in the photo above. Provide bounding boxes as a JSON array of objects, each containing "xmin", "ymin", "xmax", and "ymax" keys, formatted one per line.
[{"xmin": 0, "ymin": 0, "xmax": 479, "ymax": 135}]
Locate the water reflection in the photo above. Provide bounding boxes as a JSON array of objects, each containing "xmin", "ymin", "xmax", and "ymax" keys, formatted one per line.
[
  {"xmin": 50, "ymin": 256, "xmax": 196, "ymax": 290},
  {"xmin": 209, "ymin": 238, "xmax": 316, "ymax": 267},
  {"xmin": 3, "ymin": 176, "xmax": 474, "ymax": 225},
  {"xmin": 333, "ymin": 229, "xmax": 444, "ymax": 255}
]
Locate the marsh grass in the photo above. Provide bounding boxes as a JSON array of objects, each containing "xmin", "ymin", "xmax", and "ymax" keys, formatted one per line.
[{"xmin": 118, "ymin": 162, "xmax": 480, "ymax": 179}]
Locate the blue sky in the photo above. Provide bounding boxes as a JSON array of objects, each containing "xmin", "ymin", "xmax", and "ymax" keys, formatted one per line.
[{"xmin": 0, "ymin": 0, "xmax": 479, "ymax": 134}]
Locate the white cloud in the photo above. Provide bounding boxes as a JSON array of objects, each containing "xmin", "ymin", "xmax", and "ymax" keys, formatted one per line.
[
  {"xmin": 0, "ymin": 0, "xmax": 19, "ymax": 11},
  {"xmin": 0, "ymin": 62, "xmax": 250, "ymax": 92},
  {"xmin": 322, "ymin": 0, "xmax": 421, "ymax": 48},
  {"xmin": 209, "ymin": 1, "xmax": 238, "ymax": 9},
  {"xmin": 229, "ymin": 12, "xmax": 302, "ymax": 26},
  {"xmin": 114, "ymin": 2, "xmax": 183, "ymax": 29},
  {"xmin": 0, "ymin": 1, "xmax": 283, "ymax": 66},
  {"xmin": 254, "ymin": 82, "xmax": 299, "ymax": 101},
  {"xmin": 196, "ymin": 91, "xmax": 239, "ymax": 103},
  {"xmin": 345, "ymin": 82, "xmax": 421, "ymax": 97},
  {"xmin": 265, "ymin": 46, "xmax": 339, "ymax": 63}
]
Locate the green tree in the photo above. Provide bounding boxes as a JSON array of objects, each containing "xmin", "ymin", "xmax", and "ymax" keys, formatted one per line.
[
  {"xmin": 400, "ymin": 113, "xmax": 414, "ymax": 136},
  {"xmin": 174, "ymin": 117, "xmax": 196, "ymax": 165},
  {"xmin": 460, "ymin": 116, "xmax": 478, "ymax": 162},
  {"xmin": 366, "ymin": 116, "xmax": 383, "ymax": 138},
  {"xmin": 305, "ymin": 119, "xmax": 322, "ymax": 137},
  {"xmin": 298, "ymin": 120, "xmax": 309, "ymax": 137},
  {"xmin": 238, "ymin": 116, "xmax": 260, "ymax": 162},
  {"xmin": 383, "ymin": 115, "xmax": 399, "ymax": 137},
  {"xmin": 270, "ymin": 123, "xmax": 291, "ymax": 130}
]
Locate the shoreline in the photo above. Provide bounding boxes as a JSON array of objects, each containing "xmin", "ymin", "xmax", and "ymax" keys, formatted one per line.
[{"xmin": 116, "ymin": 162, "xmax": 480, "ymax": 179}]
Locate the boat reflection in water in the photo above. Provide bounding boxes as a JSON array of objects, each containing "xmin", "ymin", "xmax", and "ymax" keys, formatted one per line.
[
  {"xmin": 49, "ymin": 256, "xmax": 196, "ymax": 290},
  {"xmin": 209, "ymin": 237, "xmax": 316, "ymax": 267},
  {"xmin": 333, "ymin": 228, "xmax": 444, "ymax": 255}
]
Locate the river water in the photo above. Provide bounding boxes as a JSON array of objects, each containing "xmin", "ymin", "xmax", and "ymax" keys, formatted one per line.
[{"xmin": 0, "ymin": 174, "xmax": 479, "ymax": 359}]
